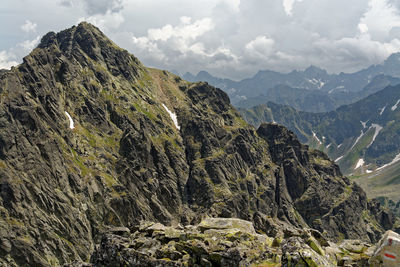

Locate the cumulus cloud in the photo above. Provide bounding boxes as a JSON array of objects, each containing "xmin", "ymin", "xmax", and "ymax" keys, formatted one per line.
[
  {"xmin": 79, "ymin": 10, "xmax": 125, "ymax": 30},
  {"xmin": 3, "ymin": 0, "xmax": 400, "ymax": 79},
  {"xmin": 132, "ymin": 17, "xmax": 215, "ymax": 61},
  {"xmin": 360, "ymin": 0, "xmax": 400, "ymax": 40},
  {"xmin": 245, "ymin": 36, "xmax": 275, "ymax": 58},
  {"xmin": 21, "ymin": 20, "xmax": 37, "ymax": 33},
  {"xmin": 0, "ymin": 51, "xmax": 18, "ymax": 70},
  {"xmin": 19, "ymin": 36, "xmax": 41, "ymax": 51}
]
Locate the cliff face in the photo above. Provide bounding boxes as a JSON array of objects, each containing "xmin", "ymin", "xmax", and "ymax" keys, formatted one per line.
[{"xmin": 0, "ymin": 23, "xmax": 393, "ymax": 266}]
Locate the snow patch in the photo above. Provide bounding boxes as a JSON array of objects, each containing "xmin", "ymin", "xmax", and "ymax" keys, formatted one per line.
[
  {"xmin": 326, "ymin": 143, "xmax": 332, "ymax": 149},
  {"xmin": 367, "ymin": 124, "xmax": 383, "ymax": 148},
  {"xmin": 312, "ymin": 131, "xmax": 322, "ymax": 145},
  {"xmin": 162, "ymin": 104, "xmax": 180, "ymax": 130},
  {"xmin": 376, "ymin": 152, "xmax": 400, "ymax": 171},
  {"xmin": 65, "ymin": 111, "xmax": 74, "ymax": 129},
  {"xmin": 366, "ymin": 170, "xmax": 373, "ymax": 174},
  {"xmin": 379, "ymin": 105, "xmax": 387, "ymax": 115},
  {"xmin": 355, "ymin": 158, "xmax": 364, "ymax": 169},
  {"xmin": 391, "ymin": 99, "xmax": 400, "ymax": 111},
  {"xmin": 335, "ymin": 156, "xmax": 343, "ymax": 162},
  {"xmin": 328, "ymin": 86, "xmax": 344, "ymax": 94},
  {"xmin": 337, "ymin": 143, "xmax": 343, "ymax": 149},
  {"xmin": 360, "ymin": 120, "xmax": 367, "ymax": 128}
]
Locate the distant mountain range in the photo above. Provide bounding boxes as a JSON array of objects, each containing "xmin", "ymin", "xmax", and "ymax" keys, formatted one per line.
[
  {"xmin": 183, "ymin": 53, "xmax": 400, "ymax": 112},
  {"xmin": 239, "ymin": 84, "xmax": 400, "ymax": 201}
]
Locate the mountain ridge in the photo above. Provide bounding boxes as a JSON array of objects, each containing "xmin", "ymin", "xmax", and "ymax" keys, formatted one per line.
[
  {"xmin": 0, "ymin": 22, "xmax": 394, "ymax": 266},
  {"xmin": 184, "ymin": 55, "xmax": 400, "ymax": 111}
]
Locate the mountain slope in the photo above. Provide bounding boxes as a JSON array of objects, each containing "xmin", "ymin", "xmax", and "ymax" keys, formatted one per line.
[
  {"xmin": 0, "ymin": 23, "xmax": 393, "ymax": 266},
  {"xmin": 240, "ymin": 84, "xmax": 400, "ymax": 175}
]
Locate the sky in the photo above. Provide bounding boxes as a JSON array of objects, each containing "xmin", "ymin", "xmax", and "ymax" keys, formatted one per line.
[{"xmin": 1, "ymin": 0, "xmax": 400, "ymax": 80}]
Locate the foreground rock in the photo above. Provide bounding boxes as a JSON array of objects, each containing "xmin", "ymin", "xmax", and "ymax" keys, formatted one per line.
[
  {"xmin": 85, "ymin": 218, "xmax": 376, "ymax": 267},
  {"xmin": 370, "ymin": 230, "xmax": 400, "ymax": 266}
]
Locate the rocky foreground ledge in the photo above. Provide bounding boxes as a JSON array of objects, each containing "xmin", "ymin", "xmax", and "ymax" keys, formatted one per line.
[{"xmin": 62, "ymin": 217, "xmax": 400, "ymax": 267}]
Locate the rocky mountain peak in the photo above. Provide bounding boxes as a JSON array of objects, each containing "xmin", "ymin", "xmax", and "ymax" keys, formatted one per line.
[
  {"xmin": 304, "ymin": 65, "xmax": 328, "ymax": 76},
  {"xmin": 39, "ymin": 22, "xmax": 109, "ymax": 51}
]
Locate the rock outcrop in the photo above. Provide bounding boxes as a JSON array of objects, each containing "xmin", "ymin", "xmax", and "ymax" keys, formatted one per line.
[
  {"xmin": 369, "ymin": 230, "xmax": 400, "ymax": 266},
  {"xmin": 87, "ymin": 218, "xmax": 375, "ymax": 266},
  {"xmin": 0, "ymin": 22, "xmax": 394, "ymax": 266}
]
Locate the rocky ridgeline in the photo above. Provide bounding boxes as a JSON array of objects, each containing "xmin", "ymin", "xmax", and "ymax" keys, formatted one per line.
[
  {"xmin": 69, "ymin": 218, "xmax": 378, "ymax": 266},
  {"xmin": 0, "ymin": 23, "xmax": 396, "ymax": 266}
]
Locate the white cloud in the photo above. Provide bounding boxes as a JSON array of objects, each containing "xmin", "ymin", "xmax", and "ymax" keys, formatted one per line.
[
  {"xmin": 79, "ymin": 10, "xmax": 125, "ymax": 31},
  {"xmin": 19, "ymin": 36, "xmax": 40, "ymax": 51},
  {"xmin": 358, "ymin": 23, "xmax": 369, "ymax": 34},
  {"xmin": 245, "ymin": 35, "xmax": 275, "ymax": 58},
  {"xmin": 360, "ymin": 0, "xmax": 400, "ymax": 40},
  {"xmin": 0, "ymin": 51, "xmax": 18, "ymax": 70},
  {"xmin": 148, "ymin": 17, "xmax": 214, "ymax": 42},
  {"xmin": 132, "ymin": 17, "xmax": 214, "ymax": 57},
  {"xmin": 21, "ymin": 20, "xmax": 37, "ymax": 33},
  {"xmin": 282, "ymin": 0, "xmax": 302, "ymax": 16}
]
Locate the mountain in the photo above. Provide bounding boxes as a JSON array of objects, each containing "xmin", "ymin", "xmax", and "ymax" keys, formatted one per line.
[
  {"xmin": 0, "ymin": 23, "xmax": 394, "ymax": 266},
  {"xmin": 235, "ymin": 75, "xmax": 400, "ymax": 112},
  {"xmin": 240, "ymin": 84, "xmax": 400, "ymax": 198},
  {"xmin": 184, "ymin": 58, "xmax": 400, "ymax": 111}
]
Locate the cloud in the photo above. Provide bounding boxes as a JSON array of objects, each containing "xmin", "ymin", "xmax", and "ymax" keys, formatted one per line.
[
  {"xmin": 83, "ymin": 0, "xmax": 124, "ymax": 15},
  {"xmin": 79, "ymin": 10, "xmax": 125, "ymax": 30},
  {"xmin": 245, "ymin": 36, "xmax": 275, "ymax": 58},
  {"xmin": 19, "ymin": 36, "xmax": 41, "ymax": 51},
  {"xmin": 3, "ymin": 0, "xmax": 400, "ymax": 79},
  {"xmin": 59, "ymin": 0, "xmax": 73, "ymax": 7},
  {"xmin": 360, "ymin": 0, "xmax": 400, "ymax": 40},
  {"xmin": 58, "ymin": 0, "xmax": 123, "ymax": 15},
  {"xmin": 358, "ymin": 23, "xmax": 369, "ymax": 34},
  {"xmin": 0, "ymin": 51, "xmax": 18, "ymax": 70},
  {"xmin": 132, "ymin": 17, "xmax": 214, "ymax": 58},
  {"xmin": 282, "ymin": 0, "xmax": 302, "ymax": 16},
  {"xmin": 0, "ymin": 36, "xmax": 41, "ymax": 70},
  {"xmin": 130, "ymin": 16, "xmax": 244, "ymax": 75},
  {"xmin": 21, "ymin": 20, "xmax": 37, "ymax": 33}
]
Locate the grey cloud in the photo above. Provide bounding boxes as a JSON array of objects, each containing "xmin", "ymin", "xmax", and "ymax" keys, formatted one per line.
[
  {"xmin": 59, "ymin": 0, "xmax": 72, "ymax": 7},
  {"xmin": 3, "ymin": 0, "xmax": 400, "ymax": 79},
  {"xmin": 83, "ymin": 0, "xmax": 124, "ymax": 15}
]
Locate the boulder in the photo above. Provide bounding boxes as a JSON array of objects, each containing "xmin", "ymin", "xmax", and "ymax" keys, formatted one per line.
[
  {"xmin": 369, "ymin": 230, "xmax": 400, "ymax": 266},
  {"xmin": 197, "ymin": 218, "xmax": 256, "ymax": 235}
]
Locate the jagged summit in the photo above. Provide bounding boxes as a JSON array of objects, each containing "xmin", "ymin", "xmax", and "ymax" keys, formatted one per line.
[
  {"xmin": 0, "ymin": 24, "xmax": 394, "ymax": 266},
  {"xmin": 38, "ymin": 22, "xmax": 115, "ymax": 52},
  {"xmin": 22, "ymin": 22, "xmax": 143, "ymax": 88}
]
